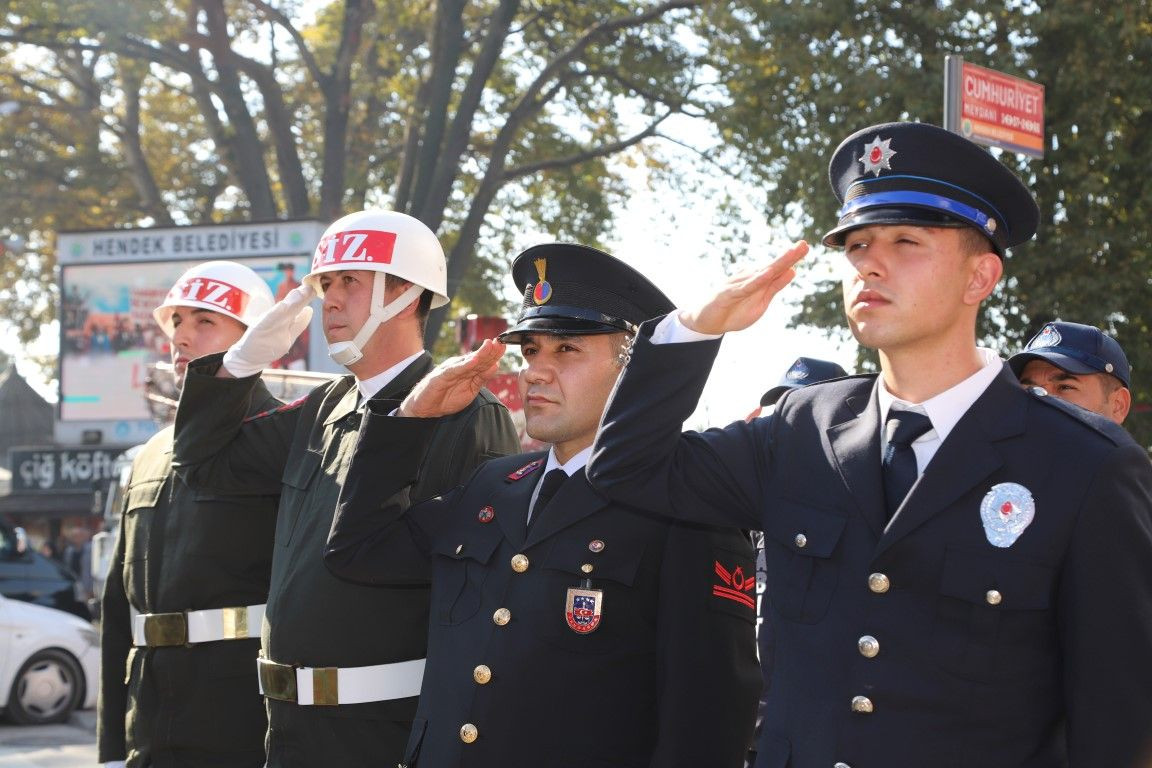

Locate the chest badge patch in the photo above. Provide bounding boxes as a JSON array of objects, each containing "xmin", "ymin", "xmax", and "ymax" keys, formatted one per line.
[
  {"xmin": 565, "ymin": 587, "xmax": 603, "ymax": 634},
  {"xmin": 980, "ymin": 482, "xmax": 1036, "ymax": 548}
]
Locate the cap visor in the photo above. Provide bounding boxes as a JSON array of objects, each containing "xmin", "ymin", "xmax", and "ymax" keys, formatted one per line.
[{"xmin": 1008, "ymin": 350, "xmax": 1101, "ymax": 378}]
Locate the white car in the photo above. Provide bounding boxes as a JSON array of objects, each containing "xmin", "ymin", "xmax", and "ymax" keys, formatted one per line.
[{"xmin": 0, "ymin": 592, "xmax": 99, "ymax": 724}]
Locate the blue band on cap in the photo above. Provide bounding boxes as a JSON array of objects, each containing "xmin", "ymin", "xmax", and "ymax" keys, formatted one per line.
[{"xmin": 839, "ymin": 190, "xmax": 1000, "ymax": 234}]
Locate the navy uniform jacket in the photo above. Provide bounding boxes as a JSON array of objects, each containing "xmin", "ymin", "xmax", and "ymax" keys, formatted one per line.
[
  {"xmin": 588, "ymin": 325, "xmax": 1152, "ymax": 768},
  {"xmin": 173, "ymin": 352, "xmax": 519, "ymax": 768},
  {"xmin": 325, "ymin": 409, "xmax": 761, "ymax": 768}
]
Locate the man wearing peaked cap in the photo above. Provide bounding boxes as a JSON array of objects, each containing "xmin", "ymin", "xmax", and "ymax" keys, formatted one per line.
[
  {"xmin": 1009, "ymin": 320, "xmax": 1132, "ymax": 424},
  {"xmin": 325, "ymin": 242, "xmax": 760, "ymax": 767},
  {"xmin": 588, "ymin": 121, "xmax": 1152, "ymax": 767},
  {"xmin": 169, "ymin": 211, "xmax": 519, "ymax": 767}
]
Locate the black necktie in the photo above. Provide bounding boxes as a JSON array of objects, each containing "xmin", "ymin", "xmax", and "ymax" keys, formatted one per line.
[
  {"xmin": 882, "ymin": 407, "xmax": 933, "ymax": 519},
  {"xmin": 528, "ymin": 469, "xmax": 567, "ymax": 531}
]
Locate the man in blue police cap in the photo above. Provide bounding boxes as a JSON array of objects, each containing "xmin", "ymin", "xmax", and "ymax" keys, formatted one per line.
[
  {"xmin": 761, "ymin": 356, "xmax": 849, "ymax": 409},
  {"xmin": 325, "ymin": 243, "xmax": 760, "ymax": 767},
  {"xmin": 1009, "ymin": 320, "xmax": 1132, "ymax": 424},
  {"xmin": 588, "ymin": 121, "xmax": 1152, "ymax": 767}
]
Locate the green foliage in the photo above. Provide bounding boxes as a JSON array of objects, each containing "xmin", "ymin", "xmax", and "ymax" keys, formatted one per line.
[
  {"xmin": 711, "ymin": 0, "xmax": 1152, "ymax": 444},
  {"xmin": 0, "ymin": 0, "xmax": 711, "ymax": 357}
]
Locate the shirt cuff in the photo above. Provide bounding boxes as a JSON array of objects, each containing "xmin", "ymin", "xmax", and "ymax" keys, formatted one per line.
[{"xmin": 650, "ymin": 313, "xmax": 723, "ymax": 344}]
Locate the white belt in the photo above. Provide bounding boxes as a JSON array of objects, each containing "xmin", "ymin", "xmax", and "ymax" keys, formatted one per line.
[
  {"xmin": 131, "ymin": 604, "xmax": 265, "ymax": 646},
  {"xmin": 257, "ymin": 656, "xmax": 426, "ymax": 706}
]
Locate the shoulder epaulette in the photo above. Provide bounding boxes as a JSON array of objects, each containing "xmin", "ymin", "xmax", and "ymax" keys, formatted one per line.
[
  {"xmin": 244, "ymin": 394, "xmax": 309, "ymax": 423},
  {"xmin": 505, "ymin": 458, "xmax": 545, "ymax": 483}
]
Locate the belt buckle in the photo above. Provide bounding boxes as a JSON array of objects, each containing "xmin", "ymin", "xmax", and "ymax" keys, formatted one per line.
[
  {"xmin": 258, "ymin": 658, "xmax": 298, "ymax": 703},
  {"xmin": 221, "ymin": 606, "xmax": 249, "ymax": 639},
  {"xmin": 142, "ymin": 612, "xmax": 187, "ymax": 647},
  {"xmin": 312, "ymin": 667, "xmax": 339, "ymax": 706}
]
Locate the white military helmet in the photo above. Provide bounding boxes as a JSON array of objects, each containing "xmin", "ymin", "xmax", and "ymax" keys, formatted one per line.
[
  {"xmin": 303, "ymin": 210, "xmax": 449, "ymax": 366},
  {"xmin": 153, "ymin": 260, "xmax": 275, "ymax": 338},
  {"xmin": 303, "ymin": 210, "xmax": 449, "ymax": 306}
]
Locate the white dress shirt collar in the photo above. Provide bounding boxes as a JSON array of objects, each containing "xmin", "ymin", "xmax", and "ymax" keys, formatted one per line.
[
  {"xmin": 544, "ymin": 445, "xmax": 593, "ymax": 477},
  {"xmin": 356, "ymin": 351, "xmax": 425, "ymax": 403},
  {"xmin": 876, "ymin": 347, "xmax": 1003, "ymax": 475}
]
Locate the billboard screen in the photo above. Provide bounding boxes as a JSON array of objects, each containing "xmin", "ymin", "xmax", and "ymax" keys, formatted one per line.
[{"xmin": 59, "ymin": 256, "xmax": 311, "ymax": 421}]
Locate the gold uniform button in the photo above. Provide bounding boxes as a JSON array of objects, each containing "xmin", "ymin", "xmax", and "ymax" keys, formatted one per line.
[
  {"xmin": 473, "ymin": 665, "xmax": 492, "ymax": 684},
  {"xmin": 510, "ymin": 554, "xmax": 530, "ymax": 573},
  {"xmin": 868, "ymin": 573, "xmax": 890, "ymax": 593},
  {"xmin": 851, "ymin": 695, "xmax": 874, "ymax": 714},
  {"xmin": 580, "ymin": 563, "xmax": 594, "ymax": 574},
  {"xmin": 834, "ymin": 763, "xmax": 852, "ymax": 768},
  {"xmin": 455, "ymin": 544, "xmax": 464, "ymax": 555},
  {"xmin": 460, "ymin": 723, "xmax": 478, "ymax": 743},
  {"xmin": 985, "ymin": 589, "xmax": 1002, "ymax": 605},
  {"xmin": 794, "ymin": 533, "xmax": 808, "ymax": 548},
  {"xmin": 492, "ymin": 608, "xmax": 511, "ymax": 626},
  {"xmin": 857, "ymin": 635, "xmax": 879, "ymax": 658}
]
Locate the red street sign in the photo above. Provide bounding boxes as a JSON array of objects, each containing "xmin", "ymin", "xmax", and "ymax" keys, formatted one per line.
[{"xmin": 944, "ymin": 57, "xmax": 1045, "ymax": 158}]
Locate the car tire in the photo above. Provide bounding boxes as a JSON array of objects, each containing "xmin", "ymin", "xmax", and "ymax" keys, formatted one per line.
[{"xmin": 5, "ymin": 648, "xmax": 85, "ymax": 725}]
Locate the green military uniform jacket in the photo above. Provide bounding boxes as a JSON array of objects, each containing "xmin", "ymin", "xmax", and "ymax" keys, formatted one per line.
[
  {"xmin": 172, "ymin": 351, "xmax": 519, "ymax": 768},
  {"xmin": 98, "ymin": 380, "xmax": 281, "ymax": 768}
]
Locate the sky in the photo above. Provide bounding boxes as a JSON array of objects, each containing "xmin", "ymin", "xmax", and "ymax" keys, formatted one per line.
[{"xmin": 602, "ymin": 171, "xmax": 855, "ymax": 430}]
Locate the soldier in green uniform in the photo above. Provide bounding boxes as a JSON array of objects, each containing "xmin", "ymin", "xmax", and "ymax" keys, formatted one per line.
[
  {"xmin": 99, "ymin": 260, "xmax": 278, "ymax": 768},
  {"xmin": 172, "ymin": 210, "xmax": 519, "ymax": 768}
]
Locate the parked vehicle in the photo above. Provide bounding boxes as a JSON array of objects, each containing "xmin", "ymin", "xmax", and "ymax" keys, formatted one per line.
[
  {"xmin": 0, "ymin": 592, "xmax": 98, "ymax": 724},
  {"xmin": 0, "ymin": 524, "xmax": 90, "ymax": 620}
]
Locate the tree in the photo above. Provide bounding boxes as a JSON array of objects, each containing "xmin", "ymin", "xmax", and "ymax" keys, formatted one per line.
[
  {"xmin": 707, "ymin": 0, "xmax": 1152, "ymax": 444},
  {"xmin": 0, "ymin": 0, "xmax": 712, "ymax": 353}
]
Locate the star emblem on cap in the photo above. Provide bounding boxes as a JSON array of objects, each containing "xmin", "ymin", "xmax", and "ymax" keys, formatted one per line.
[{"xmin": 859, "ymin": 136, "xmax": 896, "ymax": 177}]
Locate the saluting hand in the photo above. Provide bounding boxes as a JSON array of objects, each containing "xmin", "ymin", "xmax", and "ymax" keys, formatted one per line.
[
  {"xmin": 680, "ymin": 241, "xmax": 808, "ymax": 335},
  {"xmin": 398, "ymin": 338, "xmax": 507, "ymax": 419},
  {"xmin": 220, "ymin": 284, "xmax": 315, "ymax": 378}
]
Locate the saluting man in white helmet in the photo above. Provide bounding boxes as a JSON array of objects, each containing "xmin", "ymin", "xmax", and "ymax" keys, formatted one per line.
[
  {"xmin": 170, "ymin": 211, "xmax": 519, "ymax": 768},
  {"xmin": 99, "ymin": 261, "xmax": 282, "ymax": 768}
]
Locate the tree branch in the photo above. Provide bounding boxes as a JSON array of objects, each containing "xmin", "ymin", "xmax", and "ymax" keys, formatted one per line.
[{"xmin": 504, "ymin": 112, "xmax": 672, "ymax": 180}]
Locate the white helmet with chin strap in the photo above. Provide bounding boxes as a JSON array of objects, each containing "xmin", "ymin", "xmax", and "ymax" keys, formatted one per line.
[
  {"xmin": 153, "ymin": 260, "xmax": 275, "ymax": 338},
  {"xmin": 303, "ymin": 210, "xmax": 449, "ymax": 367}
]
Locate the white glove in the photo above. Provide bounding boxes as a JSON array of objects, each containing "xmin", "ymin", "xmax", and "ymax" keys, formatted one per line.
[
  {"xmin": 222, "ymin": 284, "xmax": 315, "ymax": 378},
  {"xmin": 104, "ymin": 762, "xmax": 128, "ymax": 768}
]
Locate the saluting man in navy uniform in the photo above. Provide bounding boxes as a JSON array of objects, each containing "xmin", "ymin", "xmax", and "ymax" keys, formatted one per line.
[
  {"xmin": 326, "ymin": 243, "xmax": 761, "ymax": 767},
  {"xmin": 587, "ymin": 122, "xmax": 1152, "ymax": 767}
]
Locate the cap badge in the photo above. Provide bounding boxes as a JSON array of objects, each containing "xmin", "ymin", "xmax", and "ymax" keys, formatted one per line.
[
  {"xmin": 1030, "ymin": 324, "xmax": 1062, "ymax": 350},
  {"xmin": 786, "ymin": 360, "xmax": 811, "ymax": 382},
  {"xmin": 979, "ymin": 482, "xmax": 1036, "ymax": 548},
  {"xmin": 565, "ymin": 586, "xmax": 603, "ymax": 633},
  {"xmin": 859, "ymin": 135, "xmax": 896, "ymax": 177},
  {"xmin": 531, "ymin": 257, "xmax": 553, "ymax": 305}
]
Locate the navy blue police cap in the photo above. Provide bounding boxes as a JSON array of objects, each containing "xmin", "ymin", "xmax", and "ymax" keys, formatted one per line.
[
  {"xmin": 822, "ymin": 122, "xmax": 1040, "ymax": 256},
  {"xmin": 1008, "ymin": 321, "xmax": 1131, "ymax": 388},
  {"xmin": 498, "ymin": 243, "xmax": 675, "ymax": 344},
  {"xmin": 761, "ymin": 356, "xmax": 849, "ymax": 407}
]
